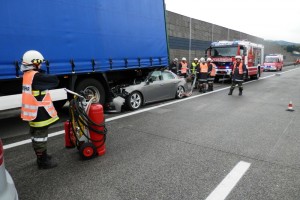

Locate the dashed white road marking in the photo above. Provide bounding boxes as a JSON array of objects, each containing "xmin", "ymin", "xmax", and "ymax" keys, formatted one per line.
[{"xmin": 205, "ymin": 161, "xmax": 251, "ymax": 200}]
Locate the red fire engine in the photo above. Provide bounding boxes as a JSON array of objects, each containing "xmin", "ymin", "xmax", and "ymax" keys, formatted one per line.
[{"xmin": 206, "ymin": 40, "xmax": 264, "ymax": 81}]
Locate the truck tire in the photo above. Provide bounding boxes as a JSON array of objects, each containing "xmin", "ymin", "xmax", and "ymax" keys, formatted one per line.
[{"xmin": 75, "ymin": 78, "xmax": 105, "ymax": 105}]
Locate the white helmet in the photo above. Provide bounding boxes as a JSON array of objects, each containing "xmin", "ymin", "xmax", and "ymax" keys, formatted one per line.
[
  {"xmin": 181, "ymin": 57, "xmax": 187, "ymax": 61},
  {"xmin": 194, "ymin": 58, "xmax": 198, "ymax": 61},
  {"xmin": 173, "ymin": 58, "xmax": 178, "ymax": 62},
  {"xmin": 207, "ymin": 57, "xmax": 212, "ymax": 62},
  {"xmin": 200, "ymin": 57, "xmax": 205, "ymax": 62},
  {"xmin": 21, "ymin": 50, "xmax": 45, "ymax": 72},
  {"xmin": 235, "ymin": 55, "xmax": 242, "ymax": 60}
]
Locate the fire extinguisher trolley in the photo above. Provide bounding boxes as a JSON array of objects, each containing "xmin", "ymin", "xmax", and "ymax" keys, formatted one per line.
[{"xmin": 64, "ymin": 89, "xmax": 107, "ymax": 159}]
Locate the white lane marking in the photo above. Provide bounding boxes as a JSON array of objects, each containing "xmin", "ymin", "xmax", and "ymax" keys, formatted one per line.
[
  {"xmin": 3, "ymin": 130, "xmax": 64, "ymax": 150},
  {"xmin": 205, "ymin": 161, "xmax": 251, "ymax": 200},
  {"xmin": 3, "ymin": 67, "xmax": 299, "ymax": 149}
]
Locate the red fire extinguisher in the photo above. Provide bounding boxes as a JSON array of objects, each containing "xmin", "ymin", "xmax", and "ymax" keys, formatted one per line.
[
  {"xmin": 64, "ymin": 89, "xmax": 107, "ymax": 159},
  {"xmin": 87, "ymin": 103, "xmax": 106, "ymax": 156}
]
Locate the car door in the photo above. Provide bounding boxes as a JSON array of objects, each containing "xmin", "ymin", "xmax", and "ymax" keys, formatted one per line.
[
  {"xmin": 161, "ymin": 71, "xmax": 179, "ymax": 99},
  {"xmin": 142, "ymin": 71, "xmax": 166, "ymax": 103}
]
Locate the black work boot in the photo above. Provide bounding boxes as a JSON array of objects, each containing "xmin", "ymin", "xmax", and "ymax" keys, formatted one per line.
[
  {"xmin": 239, "ymin": 88, "xmax": 243, "ymax": 96},
  {"xmin": 228, "ymin": 88, "xmax": 234, "ymax": 95},
  {"xmin": 36, "ymin": 151, "xmax": 57, "ymax": 169}
]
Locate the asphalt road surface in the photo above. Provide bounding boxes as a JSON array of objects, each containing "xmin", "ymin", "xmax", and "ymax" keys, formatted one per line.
[{"xmin": 2, "ymin": 65, "xmax": 300, "ymax": 200}]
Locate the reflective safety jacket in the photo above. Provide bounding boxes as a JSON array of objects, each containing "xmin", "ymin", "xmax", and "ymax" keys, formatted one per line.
[
  {"xmin": 208, "ymin": 63, "xmax": 216, "ymax": 76},
  {"xmin": 233, "ymin": 62, "xmax": 244, "ymax": 74},
  {"xmin": 199, "ymin": 63, "xmax": 208, "ymax": 73},
  {"xmin": 191, "ymin": 62, "xmax": 198, "ymax": 74},
  {"xmin": 180, "ymin": 62, "xmax": 188, "ymax": 74},
  {"xmin": 21, "ymin": 71, "xmax": 58, "ymax": 127}
]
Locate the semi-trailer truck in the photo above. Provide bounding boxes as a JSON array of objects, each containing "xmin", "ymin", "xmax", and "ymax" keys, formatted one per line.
[{"xmin": 0, "ymin": 0, "xmax": 169, "ymax": 112}]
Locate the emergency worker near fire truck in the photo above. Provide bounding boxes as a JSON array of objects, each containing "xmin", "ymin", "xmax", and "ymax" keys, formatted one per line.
[
  {"xmin": 178, "ymin": 57, "xmax": 188, "ymax": 78},
  {"xmin": 190, "ymin": 58, "xmax": 199, "ymax": 87},
  {"xmin": 207, "ymin": 58, "xmax": 216, "ymax": 91},
  {"xmin": 228, "ymin": 55, "xmax": 247, "ymax": 96},
  {"xmin": 197, "ymin": 57, "xmax": 208, "ymax": 93},
  {"xmin": 20, "ymin": 50, "xmax": 59, "ymax": 169},
  {"xmin": 169, "ymin": 58, "xmax": 179, "ymax": 74}
]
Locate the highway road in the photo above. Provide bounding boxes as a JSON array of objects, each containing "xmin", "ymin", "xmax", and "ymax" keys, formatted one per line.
[{"xmin": 2, "ymin": 65, "xmax": 300, "ymax": 200}]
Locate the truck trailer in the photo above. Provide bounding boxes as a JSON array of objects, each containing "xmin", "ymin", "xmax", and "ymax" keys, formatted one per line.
[{"xmin": 0, "ymin": 0, "xmax": 169, "ymax": 112}]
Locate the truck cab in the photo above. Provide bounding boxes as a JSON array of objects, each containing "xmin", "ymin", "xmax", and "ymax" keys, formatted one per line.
[{"xmin": 206, "ymin": 40, "xmax": 264, "ymax": 81}]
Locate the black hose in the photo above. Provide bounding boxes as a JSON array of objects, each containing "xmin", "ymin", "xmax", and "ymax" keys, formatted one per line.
[{"xmin": 68, "ymin": 97, "xmax": 107, "ymax": 148}]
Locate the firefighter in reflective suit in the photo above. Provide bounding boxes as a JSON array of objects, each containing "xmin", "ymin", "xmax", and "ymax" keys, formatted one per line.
[
  {"xmin": 228, "ymin": 55, "xmax": 247, "ymax": 96},
  {"xmin": 197, "ymin": 57, "xmax": 208, "ymax": 93},
  {"xmin": 207, "ymin": 58, "xmax": 216, "ymax": 91},
  {"xmin": 20, "ymin": 50, "xmax": 59, "ymax": 169}
]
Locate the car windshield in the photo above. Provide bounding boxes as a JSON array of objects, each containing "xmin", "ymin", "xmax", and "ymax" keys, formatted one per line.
[
  {"xmin": 210, "ymin": 47, "xmax": 238, "ymax": 57},
  {"xmin": 265, "ymin": 57, "xmax": 278, "ymax": 62}
]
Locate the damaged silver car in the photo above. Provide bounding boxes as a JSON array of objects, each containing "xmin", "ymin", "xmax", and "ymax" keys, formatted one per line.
[{"xmin": 109, "ymin": 70, "xmax": 188, "ymax": 111}]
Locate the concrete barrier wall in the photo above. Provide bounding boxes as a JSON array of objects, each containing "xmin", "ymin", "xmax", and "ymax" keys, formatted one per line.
[{"xmin": 166, "ymin": 11, "xmax": 297, "ymax": 64}]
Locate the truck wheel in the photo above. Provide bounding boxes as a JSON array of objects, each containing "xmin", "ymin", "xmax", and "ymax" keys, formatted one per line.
[
  {"xmin": 126, "ymin": 91, "xmax": 142, "ymax": 110},
  {"xmin": 76, "ymin": 78, "xmax": 105, "ymax": 105}
]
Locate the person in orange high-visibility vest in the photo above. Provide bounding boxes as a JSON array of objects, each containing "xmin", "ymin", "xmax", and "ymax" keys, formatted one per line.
[
  {"xmin": 197, "ymin": 57, "xmax": 208, "ymax": 93},
  {"xmin": 207, "ymin": 57, "xmax": 216, "ymax": 91},
  {"xmin": 178, "ymin": 57, "xmax": 188, "ymax": 78},
  {"xmin": 228, "ymin": 55, "xmax": 247, "ymax": 96},
  {"xmin": 20, "ymin": 50, "xmax": 59, "ymax": 169}
]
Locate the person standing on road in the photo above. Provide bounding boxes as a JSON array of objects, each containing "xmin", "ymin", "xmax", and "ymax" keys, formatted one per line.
[
  {"xmin": 228, "ymin": 55, "xmax": 247, "ymax": 96},
  {"xmin": 20, "ymin": 50, "xmax": 59, "ymax": 169},
  {"xmin": 190, "ymin": 58, "xmax": 199, "ymax": 88},
  {"xmin": 207, "ymin": 58, "xmax": 216, "ymax": 91},
  {"xmin": 169, "ymin": 58, "xmax": 179, "ymax": 74},
  {"xmin": 197, "ymin": 57, "xmax": 208, "ymax": 93},
  {"xmin": 178, "ymin": 57, "xmax": 188, "ymax": 78}
]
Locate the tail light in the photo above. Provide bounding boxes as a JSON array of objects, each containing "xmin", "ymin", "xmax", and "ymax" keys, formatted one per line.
[{"xmin": 0, "ymin": 139, "xmax": 3, "ymax": 165}]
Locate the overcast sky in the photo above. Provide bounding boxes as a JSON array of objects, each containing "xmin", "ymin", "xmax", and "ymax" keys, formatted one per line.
[{"xmin": 164, "ymin": 0, "xmax": 300, "ymax": 44}]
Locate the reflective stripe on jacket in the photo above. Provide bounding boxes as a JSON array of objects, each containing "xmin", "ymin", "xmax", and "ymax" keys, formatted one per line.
[
  {"xmin": 21, "ymin": 71, "xmax": 58, "ymax": 122},
  {"xmin": 180, "ymin": 62, "xmax": 188, "ymax": 73},
  {"xmin": 200, "ymin": 63, "xmax": 208, "ymax": 73},
  {"xmin": 233, "ymin": 62, "xmax": 244, "ymax": 74}
]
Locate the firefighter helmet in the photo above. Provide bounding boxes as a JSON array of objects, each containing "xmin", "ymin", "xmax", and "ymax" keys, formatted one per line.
[
  {"xmin": 21, "ymin": 50, "xmax": 45, "ymax": 72},
  {"xmin": 235, "ymin": 55, "xmax": 242, "ymax": 60},
  {"xmin": 200, "ymin": 57, "xmax": 205, "ymax": 62}
]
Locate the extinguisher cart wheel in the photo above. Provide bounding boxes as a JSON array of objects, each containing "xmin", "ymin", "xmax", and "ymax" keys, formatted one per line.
[{"xmin": 79, "ymin": 143, "xmax": 97, "ymax": 159}]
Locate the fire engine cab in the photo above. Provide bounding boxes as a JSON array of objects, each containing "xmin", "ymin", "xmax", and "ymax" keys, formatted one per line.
[{"xmin": 206, "ymin": 40, "xmax": 264, "ymax": 81}]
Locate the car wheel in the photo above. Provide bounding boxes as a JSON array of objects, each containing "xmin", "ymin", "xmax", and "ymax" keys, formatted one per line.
[
  {"xmin": 126, "ymin": 91, "xmax": 142, "ymax": 110},
  {"xmin": 176, "ymin": 86, "xmax": 184, "ymax": 99}
]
